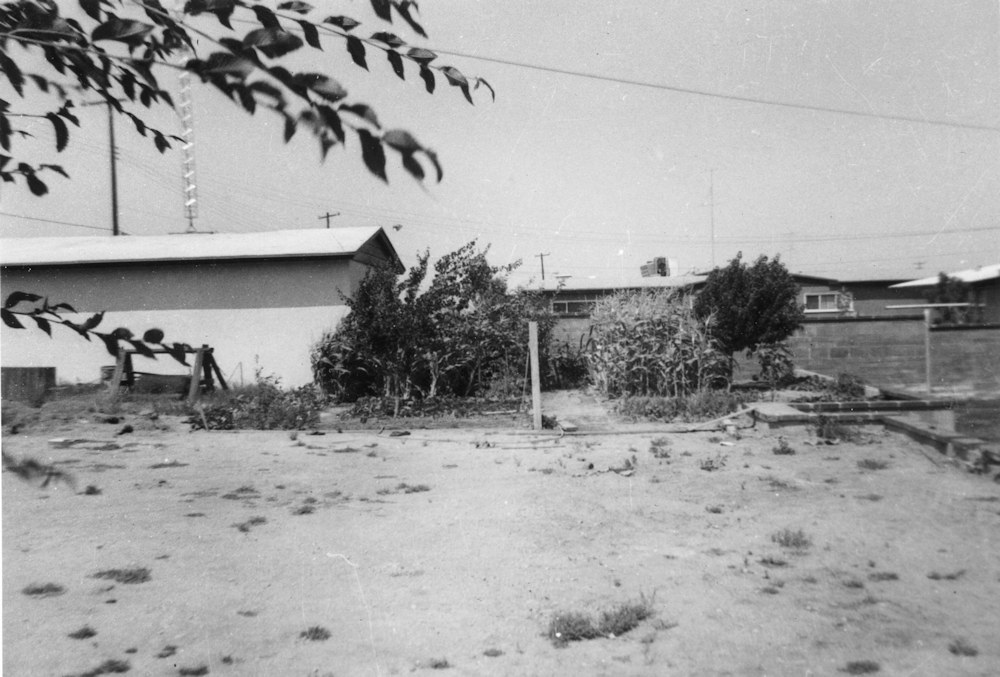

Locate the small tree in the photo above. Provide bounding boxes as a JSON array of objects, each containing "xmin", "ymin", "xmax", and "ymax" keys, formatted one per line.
[
  {"xmin": 693, "ymin": 252, "xmax": 804, "ymax": 361},
  {"xmin": 925, "ymin": 273, "xmax": 971, "ymax": 324}
]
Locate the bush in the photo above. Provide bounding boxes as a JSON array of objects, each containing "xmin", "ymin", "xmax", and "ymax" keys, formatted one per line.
[
  {"xmin": 616, "ymin": 390, "xmax": 745, "ymax": 423},
  {"xmin": 191, "ymin": 375, "xmax": 324, "ymax": 430},
  {"xmin": 311, "ymin": 242, "xmax": 557, "ymax": 411},
  {"xmin": 586, "ymin": 289, "xmax": 730, "ymax": 398}
]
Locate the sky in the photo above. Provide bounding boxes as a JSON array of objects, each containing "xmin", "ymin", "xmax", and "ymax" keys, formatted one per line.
[{"xmin": 2, "ymin": 0, "xmax": 998, "ymax": 287}]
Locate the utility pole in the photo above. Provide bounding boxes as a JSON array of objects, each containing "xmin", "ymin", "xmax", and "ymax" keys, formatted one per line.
[
  {"xmin": 709, "ymin": 168, "xmax": 715, "ymax": 268},
  {"xmin": 318, "ymin": 211, "xmax": 341, "ymax": 228},
  {"xmin": 107, "ymin": 103, "xmax": 120, "ymax": 236},
  {"xmin": 535, "ymin": 252, "xmax": 550, "ymax": 280}
]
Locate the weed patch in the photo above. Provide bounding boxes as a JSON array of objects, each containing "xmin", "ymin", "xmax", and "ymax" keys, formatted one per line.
[
  {"xmin": 300, "ymin": 626, "xmax": 331, "ymax": 641},
  {"xmin": 948, "ymin": 638, "xmax": 978, "ymax": 656},
  {"xmin": 233, "ymin": 517, "xmax": 267, "ymax": 533},
  {"xmin": 648, "ymin": 437, "xmax": 672, "ymax": 459},
  {"xmin": 178, "ymin": 667, "xmax": 209, "ymax": 676},
  {"xmin": 68, "ymin": 626, "xmax": 97, "ymax": 639},
  {"xmin": 840, "ymin": 659, "xmax": 880, "ymax": 674},
  {"xmin": 547, "ymin": 595, "xmax": 654, "ymax": 647},
  {"xmin": 699, "ymin": 454, "xmax": 727, "ymax": 471},
  {"xmin": 928, "ymin": 569, "xmax": 966, "ymax": 581},
  {"xmin": 93, "ymin": 567, "xmax": 151, "ymax": 584},
  {"xmin": 22, "ymin": 582, "xmax": 65, "ymax": 597},
  {"xmin": 772, "ymin": 437, "xmax": 796, "ymax": 455},
  {"xmin": 65, "ymin": 658, "xmax": 131, "ymax": 676},
  {"xmin": 868, "ymin": 572, "xmax": 899, "ymax": 582},
  {"xmin": 857, "ymin": 459, "xmax": 889, "ymax": 471},
  {"xmin": 771, "ymin": 529, "xmax": 812, "ymax": 550}
]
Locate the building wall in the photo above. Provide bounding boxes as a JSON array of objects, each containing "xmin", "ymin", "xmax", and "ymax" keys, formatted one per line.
[
  {"xmin": 1, "ymin": 257, "xmax": 367, "ymax": 388},
  {"xmin": 1, "ymin": 257, "xmax": 360, "ymax": 311}
]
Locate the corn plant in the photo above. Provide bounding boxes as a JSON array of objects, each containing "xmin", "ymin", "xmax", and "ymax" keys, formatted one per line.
[{"xmin": 585, "ymin": 290, "xmax": 730, "ymax": 398}]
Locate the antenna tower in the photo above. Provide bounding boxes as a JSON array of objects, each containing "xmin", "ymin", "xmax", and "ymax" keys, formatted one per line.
[{"xmin": 178, "ymin": 66, "xmax": 198, "ymax": 232}]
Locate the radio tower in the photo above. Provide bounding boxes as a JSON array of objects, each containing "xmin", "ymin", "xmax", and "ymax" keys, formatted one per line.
[{"xmin": 178, "ymin": 66, "xmax": 198, "ymax": 232}]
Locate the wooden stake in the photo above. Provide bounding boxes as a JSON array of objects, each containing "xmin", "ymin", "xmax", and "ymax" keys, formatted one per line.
[
  {"xmin": 529, "ymin": 321, "xmax": 542, "ymax": 430},
  {"xmin": 188, "ymin": 346, "xmax": 205, "ymax": 401}
]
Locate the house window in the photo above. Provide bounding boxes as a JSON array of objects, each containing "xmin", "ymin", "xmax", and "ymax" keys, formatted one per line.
[
  {"xmin": 804, "ymin": 292, "xmax": 848, "ymax": 313},
  {"xmin": 551, "ymin": 300, "xmax": 595, "ymax": 315}
]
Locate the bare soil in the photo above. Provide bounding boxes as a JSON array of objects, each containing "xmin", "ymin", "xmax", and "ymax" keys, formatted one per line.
[{"xmin": 3, "ymin": 409, "xmax": 1000, "ymax": 676}]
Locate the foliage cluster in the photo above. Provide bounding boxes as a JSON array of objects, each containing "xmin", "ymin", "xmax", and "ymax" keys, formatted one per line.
[
  {"xmin": 614, "ymin": 390, "xmax": 746, "ymax": 423},
  {"xmin": 693, "ymin": 252, "xmax": 804, "ymax": 359},
  {"xmin": 754, "ymin": 341, "xmax": 796, "ymax": 388},
  {"xmin": 311, "ymin": 242, "xmax": 555, "ymax": 412},
  {"xmin": 925, "ymin": 273, "xmax": 974, "ymax": 324},
  {"xmin": 1, "ymin": 0, "xmax": 491, "ymax": 194},
  {"xmin": 585, "ymin": 289, "xmax": 730, "ymax": 399},
  {"xmin": 547, "ymin": 595, "xmax": 655, "ymax": 647},
  {"xmin": 191, "ymin": 375, "xmax": 324, "ymax": 430}
]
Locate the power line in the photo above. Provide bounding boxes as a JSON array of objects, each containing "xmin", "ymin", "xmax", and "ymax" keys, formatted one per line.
[
  {"xmin": 433, "ymin": 47, "xmax": 1000, "ymax": 133},
  {"xmin": 0, "ymin": 211, "xmax": 111, "ymax": 232}
]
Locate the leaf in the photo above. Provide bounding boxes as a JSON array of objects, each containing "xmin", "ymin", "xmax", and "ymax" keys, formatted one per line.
[
  {"xmin": 32, "ymin": 316, "xmax": 52, "ymax": 337},
  {"xmin": 92, "ymin": 17, "xmax": 155, "ymax": 45},
  {"xmin": 111, "ymin": 327, "xmax": 134, "ymax": 340},
  {"xmin": 251, "ymin": 4, "xmax": 281, "ymax": 29},
  {"xmin": 358, "ymin": 129, "xmax": 387, "ymax": 182},
  {"xmin": 80, "ymin": 0, "xmax": 103, "ymax": 21},
  {"xmin": 283, "ymin": 112, "xmax": 297, "ymax": 141},
  {"xmin": 198, "ymin": 52, "xmax": 256, "ymax": 79},
  {"xmin": 81, "ymin": 311, "xmax": 105, "ymax": 331},
  {"xmin": 153, "ymin": 131, "xmax": 170, "ymax": 153},
  {"xmin": 236, "ymin": 84, "xmax": 256, "ymax": 114},
  {"xmin": 97, "ymin": 332, "xmax": 120, "ymax": 357},
  {"xmin": 324, "ymin": 15, "xmax": 360, "ymax": 31},
  {"xmin": 441, "ymin": 66, "xmax": 473, "ymax": 104},
  {"xmin": 184, "ymin": 0, "xmax": 236, "ymax": 28},
  {"xmin": 45, "ymin": 113, "xmax": 69, "ymax": 152},
  {"xmin": 316, "ymin": 105, "xmax": 345, "ymax": 143},
  {"xmin": 39, "ymin": 164, "xmax": 69, "ymax": 178},
  {"xmin": 1, "ymin": 309, "xmax": 24, "ymax": 329},
  {"xmin": 0, "ymin": 116, "xmax": 10, "ymax": 151},
  {"xmin": 340, "ymin": 103, "xmax": 380, "ymax": 128},
  {"xmin": 298, "ymin": 20, "xmax": 321, "ymax": 49},
  {"xmin": 382, "ymin": 129, "xmax": 421, "ymax": 152},
  {"xmin": 4, "ymin": 292, "xmax": 42, "ymax": 309},
  {"xmin": 386, "ymin": 50, "xmax": 405, "ymax": 80},
  {"xmin": 56, "ymin": 101, "xmax": 79, "ymax": 126},
  {"xmin": 418, "ymin": 64, "xmax": 435, "ymax": 94},
  {"xmin": 406, "ymin": 47, "xmax": 436, "ymax": 64},
  {"xmin": 142, "ymin": 328, "xmax": 165, "ymax": 343},
  {"xmin": 0, "ymin": 51, "xmax": 24, "ymax": 97},
  {"xmin": 128, "ymin": 339, "xmax": 156, "ymax": 359},
  {"xmin": 165, "ymin": 342, "xmax": 190, "ymax": 365},
  {"xmin": 475, "ymin": 77, "xmax": 496, "ymax": 102},
  {"xmin": 400, "ymin": 152, "xmax": 424, "ymax": 181},
  {"xmin": 395, "ymin": 1, "xmax": 427, "ymax": 38},
  {"xmin": 26, "ymin": 173, "xmax": 48, "ymax": 196},
  {"xmin": 293, "ymin": 73, "xmax": 347, "ymax": 102},
  {"xmin": 51, "ymin": 302, "xmax": 77, "ymax": 313},
  {"xmin": 63, "ymin": 321, "xmax": 92, "ymax": 340},
  {"xmin": 370, "ymin": 0, "xmax": 392, "ymax": 22},
  {"xmin": 370, "ymin": 31, "xmax": 406, "ymax": 47},
  {"xmin": 278, "ymin": 1, "xmax": 313, "ymax": 13},
  {"xmin": 127, "ymin": 111, "xmax": 147, "ymax": 136},
  {"xmin": 243, "ymin": 27, "xmax": 303, "ymax": 58},
  {"xmin": 346, "ymin": 36, "xmax": 367, "ymax": 69}
]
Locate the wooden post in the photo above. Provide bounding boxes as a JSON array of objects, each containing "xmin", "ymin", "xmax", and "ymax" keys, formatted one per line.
[
  {"xmin": 188, "ymin": 346, "xmax": 205, "ymax": 401},
  {"xmin": 108, "ymin": 348, "xmax": 127, "ymax": 398},
  {"xmin": 529, "ymin": 321, "xmax": 542, "ymax": 430},
  {"xmin": 924, "ymin": 308, "xmax": 932, "ymax": 394}
]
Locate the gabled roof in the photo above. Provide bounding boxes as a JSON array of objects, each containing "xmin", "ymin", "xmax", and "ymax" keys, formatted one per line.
[
  {"xmin": 0, "ymin": 227, "xmax": 401, "ymax": 268},
  {"xmin": 890, "ymin": 263, "xmax": 1000, "ymax": 288}
]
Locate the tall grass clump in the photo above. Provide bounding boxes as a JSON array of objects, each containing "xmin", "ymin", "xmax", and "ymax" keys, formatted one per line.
[{"xmin": 586, "ymin": 290, "xmax": 730, "ymax": 399}]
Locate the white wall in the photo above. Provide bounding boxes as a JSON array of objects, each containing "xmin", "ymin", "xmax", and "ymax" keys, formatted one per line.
[{"xmin": 1, "ymin": 305, "xmax": 350, "ymax": 388}]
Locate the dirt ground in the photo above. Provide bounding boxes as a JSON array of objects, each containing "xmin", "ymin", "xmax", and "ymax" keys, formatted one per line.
[{"xmin": 3, "ymin": 399, "xmax": 1000, "ymax": 676}]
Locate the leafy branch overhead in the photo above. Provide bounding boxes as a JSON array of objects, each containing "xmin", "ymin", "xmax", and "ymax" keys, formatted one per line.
[
  {"xmin": 3, "ymin": 290, "xmax": 193, "ymax": 364},
  {"xmin": 0, "ymin": 0, "xmax": 495, "ymax": 195}
]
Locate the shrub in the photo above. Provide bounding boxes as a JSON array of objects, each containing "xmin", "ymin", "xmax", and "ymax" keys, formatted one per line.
[
  {"xmin": 312, "ymin": 242, "xmax": 557, "ymax": 410},
  {"xmin": 191, "ymin": 375, "xmax": 324, "ymax": 430},
  {"xmin": 586, "ymin": 289, "xmax": 730, "ymax": 398},
  {"xmin": 771, "ymin": 528, "xmax": 812, "ymax": 549},
  {"xmin": 616, "ymin": 390, "xmax": 745, "ymax": 422}
]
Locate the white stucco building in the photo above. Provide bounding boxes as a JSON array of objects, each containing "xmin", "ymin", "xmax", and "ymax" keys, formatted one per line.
[{"xmin": 1, "ymin": 227, "xmax": 401, "ymax": 387}]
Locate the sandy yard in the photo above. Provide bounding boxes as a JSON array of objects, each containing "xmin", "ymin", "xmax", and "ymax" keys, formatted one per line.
[{"xmin": 3, "ymin": 410, "xmax": 1000, "ymax": 676}]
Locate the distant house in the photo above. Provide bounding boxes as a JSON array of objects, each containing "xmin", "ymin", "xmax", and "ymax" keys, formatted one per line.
[
  {"xmin": 890, "ymin": 263, "xmax": 1000, "ymax": 324},
  {"xmin": 795, "ymin": 276, "xmax": 926, "ymax": 319},
  {"xmin": 0, "ymin": 227, "xmax": 401, "ymax": 387}
]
